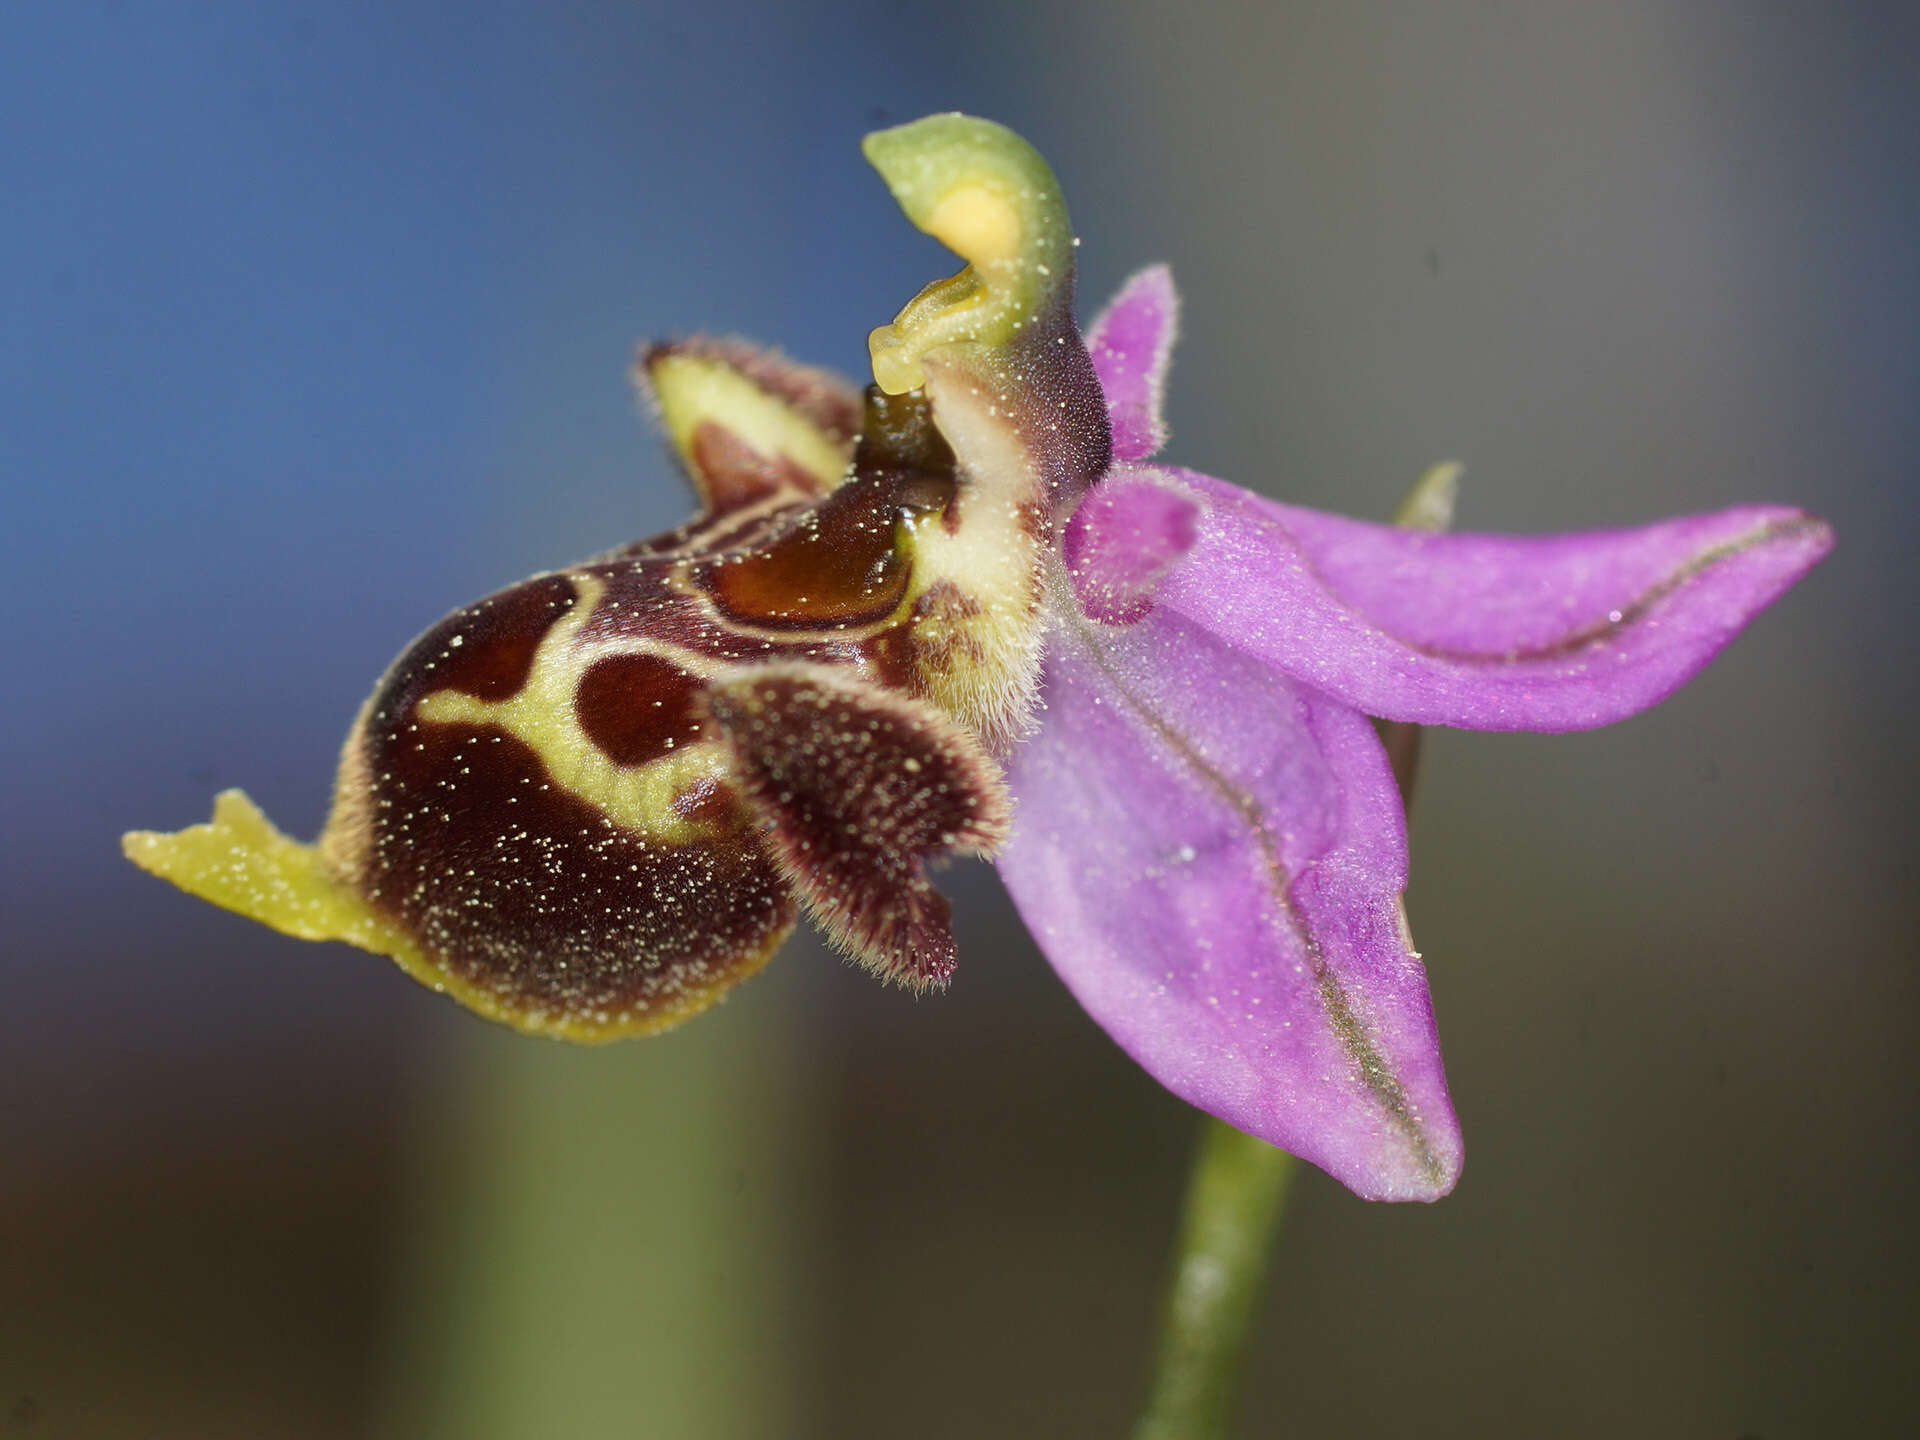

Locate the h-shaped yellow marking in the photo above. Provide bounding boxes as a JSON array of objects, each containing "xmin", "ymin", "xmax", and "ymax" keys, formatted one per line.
[{"xmin": 413, "ymin": 573, "xmax": 732, "ymax": 845}]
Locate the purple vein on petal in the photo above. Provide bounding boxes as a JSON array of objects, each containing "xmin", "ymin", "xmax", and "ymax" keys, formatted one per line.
[
  {"xmin": 1416, "ymin": 513, "xmax": 1828, "ymax": 666},
  {"xmin": 1062, "ymin": 608, "xmax": 1445, "ymax": 1189},
  {"xmin": 1162, "ymin": 469, "xmax": 1834, "ymax": 731},
  {"xmin": 1002, "ymin": 550, "xmax": 1460, "ymax": 1200}
]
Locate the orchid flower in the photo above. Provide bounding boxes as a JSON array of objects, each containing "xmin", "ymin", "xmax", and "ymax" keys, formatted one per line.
[{"xmin": 124, "ymin": 114, "xmax": 1830, "ymax": 1203}]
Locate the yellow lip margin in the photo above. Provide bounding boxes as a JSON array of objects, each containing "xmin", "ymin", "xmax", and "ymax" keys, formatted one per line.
[{"xmin": 121, "ymin": 788, "xmax": 783, "ymax": 1042}]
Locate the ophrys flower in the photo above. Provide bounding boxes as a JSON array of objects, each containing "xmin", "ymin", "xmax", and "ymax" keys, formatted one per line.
[{"xmin": 126, "ymin": 114, "xmax": 1830, "ymax": 1201}]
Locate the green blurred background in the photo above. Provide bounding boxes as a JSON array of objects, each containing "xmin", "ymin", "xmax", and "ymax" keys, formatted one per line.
[{"xmin": 5, "ymin": 2, "xmax": 1914, "ymax": 1435}]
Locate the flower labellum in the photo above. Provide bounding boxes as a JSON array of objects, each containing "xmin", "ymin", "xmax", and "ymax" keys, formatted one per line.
[{"xmin": 126, "ymin": 115, "xmax": 1831, "ymax": 1202}]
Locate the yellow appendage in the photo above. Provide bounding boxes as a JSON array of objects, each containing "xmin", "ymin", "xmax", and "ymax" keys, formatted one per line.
[
  {"xmin": 121, "ymin": 790, "xmax": 733, "ymax": 1043},
  {"xmin": 123, "ymin": 788, "xmax": 403, "ymax": 952}
]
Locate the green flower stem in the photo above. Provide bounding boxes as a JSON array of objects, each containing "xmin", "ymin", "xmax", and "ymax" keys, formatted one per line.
[{"xmin": 1134, "ymin": 1120, "xmax": 1299, "ymax": 1440}]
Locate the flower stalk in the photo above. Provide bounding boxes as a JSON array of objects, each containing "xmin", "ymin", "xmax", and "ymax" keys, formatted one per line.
[
  {"xmin": 1135, "ymin": 460, "xmax": 1463, "ymax": 1439},
  {"xmin": 1135, "ymin": 1121, "xmax": 1298, "ymax": 1440}
]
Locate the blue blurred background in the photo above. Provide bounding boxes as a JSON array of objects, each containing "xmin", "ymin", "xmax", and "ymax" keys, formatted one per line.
[{"xmin": 5, "ymin": 2, "xmax": 1915, "ymax": 1435}]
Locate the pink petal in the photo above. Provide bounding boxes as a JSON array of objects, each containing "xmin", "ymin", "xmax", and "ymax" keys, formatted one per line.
[
  {"xmin": 1156, "ymin": 468, "xmax": 1833, "ymax": 731},
  {"xmin": 1000, "ymin": 602, "xmax": 1462, "ymax": 1202},
  {"xmin": 1085, "ymin": 265, "xmax": 1179, "ymax": 461},
  {"xmin": 1061, "ymin": 464, "xmax": 1201, "ymax": 623}
]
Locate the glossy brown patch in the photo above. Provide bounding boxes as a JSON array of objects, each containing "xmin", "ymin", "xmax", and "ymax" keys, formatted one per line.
[
  {"xmin": 574, "ymin": 652, "xmax": 704, "ymax": 767},
  {"xmin": 567, "ymin": 555, "xmax": 856, "ymax": 669},
  {"xmin": 601, "ymin": 498, "xmax": 802, "ymax": 562},
  {"xmin": 697, "ymin": 474, "xmax": 912, "ymax": 630},
  {"xmin": 705, "ymin": 664, "xmax": 1010, "ymax": 990}
]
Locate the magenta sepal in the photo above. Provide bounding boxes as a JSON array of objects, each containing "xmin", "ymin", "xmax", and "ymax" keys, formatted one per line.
[
  {"xmin": 1000, "ymin": 601, "xmax": 1463, "ymax": 1202},
  {"xmin": 1061, "ymin": 467, "xmax": 1200, "ymax": 624},
  {"xmin": 1067, "ymin": 467, "xmax": 1833, "ymax": 733},
  {"xmin": 999, "ymin": 264, "xmax": 1831, "ymax": 1201},
  {"xmin": 1086, "ymin": 265, "xmax": 1179, "ymax": 463},
  {"xmin": 1030, "ymin": 460, "xmax": 1829, "ymax": 1196}
]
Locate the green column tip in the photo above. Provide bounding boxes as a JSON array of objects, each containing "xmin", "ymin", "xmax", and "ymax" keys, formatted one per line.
[{"xmin": 861, "ymin": 114, "xmax": 1075, "ymax": 393}]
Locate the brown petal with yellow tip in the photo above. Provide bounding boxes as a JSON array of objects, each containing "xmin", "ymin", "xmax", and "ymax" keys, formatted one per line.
[
  {"xmin": 705, "ymin": 664, "xmax": 1011, "ymax": 991},
  {"xmin": 638, "ymin": 337, "xmax": 861, "ymax": 514}
]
